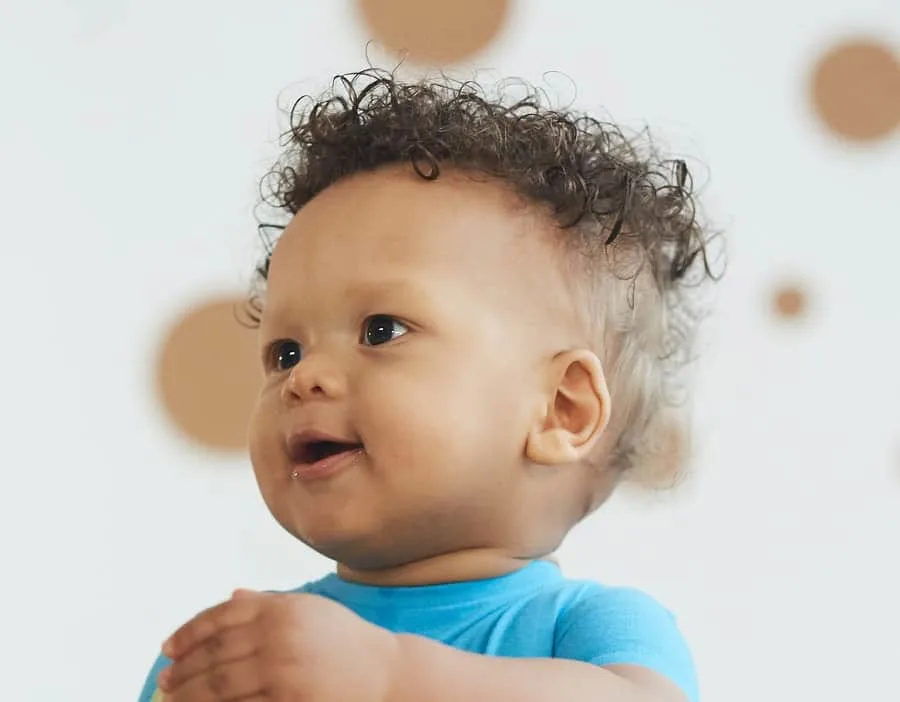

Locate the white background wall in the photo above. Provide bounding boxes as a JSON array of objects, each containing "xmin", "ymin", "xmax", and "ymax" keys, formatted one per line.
[{"xmin": 0, "ymin": 1, "xmax": 897, "ymax": 700}]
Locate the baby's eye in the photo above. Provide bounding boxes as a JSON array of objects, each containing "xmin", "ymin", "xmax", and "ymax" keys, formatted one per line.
[
  {"xmin": 361, "ymin": 315, "xmax": 409, "ymax": 347},
  {"xmin": 269, "ymin": 340, "xmax": 303, "ymax": 371}
]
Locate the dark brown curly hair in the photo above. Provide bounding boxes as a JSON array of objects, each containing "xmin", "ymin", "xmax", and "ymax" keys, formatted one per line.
[{"xmin": 250, "ymin": 69, "xmax": 722, "ymax": 487}]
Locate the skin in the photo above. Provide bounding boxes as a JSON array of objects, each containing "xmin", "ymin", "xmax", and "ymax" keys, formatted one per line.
[{"xmin": 247, "ymin": 165, "xmax": 612, "ymax": 586}]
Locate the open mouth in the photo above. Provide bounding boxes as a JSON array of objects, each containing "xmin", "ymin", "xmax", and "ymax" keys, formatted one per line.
[{"xmin": 288, "ymin": 436, "xmax": 363, "ymax": 465}]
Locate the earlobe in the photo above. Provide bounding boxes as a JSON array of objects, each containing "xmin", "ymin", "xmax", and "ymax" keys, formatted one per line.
[{"xmin": 525, "ymin": 350, "xmax": 611, "ymax": 466}]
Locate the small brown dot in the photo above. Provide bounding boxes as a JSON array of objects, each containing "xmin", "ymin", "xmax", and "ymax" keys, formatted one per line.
[
  {"xmin": 772, "ymin": 285, "xmax": 809, "ymax": 319},
  {"xmin": 356, "ymin": 0, "xmax": 510, "ymax": 65},
  {"xmin": 810, "ymin": 38, "xmax": 900, "ymax": 142},
  {"xmin": 156, "ymin": 297, "xmax": 261, "ymax": 451}
]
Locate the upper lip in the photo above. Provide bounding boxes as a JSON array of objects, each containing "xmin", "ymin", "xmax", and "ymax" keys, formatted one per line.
[{"xmin": 285, "ymin": 429, "xmax": 362, "ymax": 464}]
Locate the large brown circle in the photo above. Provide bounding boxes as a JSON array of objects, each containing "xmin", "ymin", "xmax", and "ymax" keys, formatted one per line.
[
  {"xmin": 156, "ymin": 297, "xmax": 262, "ymax": 451},
  {"xmin": 356, "ymin": 0, "xmax": 510, "ymax": 65},
  {"xmin": 810, "ymin": 39, "xmax": 900, "ymax": 142}
]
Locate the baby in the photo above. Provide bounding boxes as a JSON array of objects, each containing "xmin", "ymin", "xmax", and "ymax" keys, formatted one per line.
[{"xmin": 140, "ymin": 68, "xmax": 719, "ymax": 702}]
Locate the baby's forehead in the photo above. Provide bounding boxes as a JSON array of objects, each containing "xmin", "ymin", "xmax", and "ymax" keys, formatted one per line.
[
  {"xmin": 268, "ymin": 168, "xmax": 568, "ymax": 288},
  {"xmin": 260, "ymin": 172, "xmax": 586, "ymax": 336}
]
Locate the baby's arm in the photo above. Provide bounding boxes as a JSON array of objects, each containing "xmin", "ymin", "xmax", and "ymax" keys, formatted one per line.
[
  {"xmin": 390, "ymin": 585, "xmax": 695, "ymax": 702},
  {"xmin": 391, "ymin": 636, "xmax": 687, "ymax": 702}
]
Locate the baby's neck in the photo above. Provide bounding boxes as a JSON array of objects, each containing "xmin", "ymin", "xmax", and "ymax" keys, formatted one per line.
[{"xmin": 336, "ymin": 549, "xmax": 555, "ymax": 587}]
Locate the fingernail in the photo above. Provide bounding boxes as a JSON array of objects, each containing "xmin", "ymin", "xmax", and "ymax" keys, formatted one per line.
[{"xmin": 162, "ymin": 637, "xmax": 174, "ymax": 657}]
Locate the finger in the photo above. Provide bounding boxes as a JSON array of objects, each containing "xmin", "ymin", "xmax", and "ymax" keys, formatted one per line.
[
  {"xmin": 159, "ymin": 622, "xmax": 259, "ymax": 692},
  {"xmin": 164, "ymin": 597, "xmax": 261, "ymax": 660},
  {"xmin": 165, "ymin": 656, "xmax": 266, "ymax": 702}
]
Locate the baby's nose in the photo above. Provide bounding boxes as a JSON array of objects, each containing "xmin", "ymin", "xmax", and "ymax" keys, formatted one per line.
[{"xmin": 282, "ymin": 352, "xmax": 347, "ymax": 403}]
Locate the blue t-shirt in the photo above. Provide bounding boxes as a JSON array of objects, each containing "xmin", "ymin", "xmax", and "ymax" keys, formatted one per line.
[{"xmin": 138, "ymin": 561, "xmax": 698, "ymax": 702}]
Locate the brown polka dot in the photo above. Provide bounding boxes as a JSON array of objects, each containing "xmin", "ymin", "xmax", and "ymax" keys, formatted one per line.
[
  {"xmin": 156, "ymin": 297, "xmax": 261, "ymax": 451},
  {"xmin": 356, "ymin": 0, "xmax": 510, "ymax": 65},
  {"xmin": 810, "ymin": 38, "xmax": 900, "ymax": 142},
  {"xmin": 772, "ymin": 284, "xmax": 809, "ymax": 320}
]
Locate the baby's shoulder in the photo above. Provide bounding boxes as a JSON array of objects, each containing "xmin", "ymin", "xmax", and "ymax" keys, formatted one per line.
[
  {"xmin": 541, "ymin": 577, "xmax": 697, "ymax": 702},
  {"xmin": 532, "ymin": 574, "xmax": 675, "ymax": 622}
]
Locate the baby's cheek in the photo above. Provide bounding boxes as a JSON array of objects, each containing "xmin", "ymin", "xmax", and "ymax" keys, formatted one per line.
[
  {"xmin": 247, "ymin": 405, "xmax": 283, "ymax": 480},
  {"xmin": 362, "ymin": 383, "xmax": 445, "ymax": 460},
  {"xmin": 246, "ymin": 418, "xmax": 267, "ymax": 470},
  {"xmin": 359, "ymin": 366, "xmax": 493, "ymax": 462}
]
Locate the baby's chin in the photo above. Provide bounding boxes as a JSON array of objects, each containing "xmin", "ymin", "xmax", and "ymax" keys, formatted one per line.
[{"xmin": 273, "ymin": 513, "xmax": 385, "ymax": 564}]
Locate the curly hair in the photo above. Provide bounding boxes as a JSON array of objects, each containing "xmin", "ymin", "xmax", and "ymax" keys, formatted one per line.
[{"xmin": 250, "ymin": 69, "xmax": 721, "ymax": 488}]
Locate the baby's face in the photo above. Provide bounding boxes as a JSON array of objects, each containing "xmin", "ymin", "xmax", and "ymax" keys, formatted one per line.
[{"xmin": 248, "ymin": 167, "xmax": 579, "ymax": 572}]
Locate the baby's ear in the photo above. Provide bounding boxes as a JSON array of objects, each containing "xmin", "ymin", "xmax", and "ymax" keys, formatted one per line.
[{"xmin": 525, "ymin": 350, "xmax": 611, "ymax": 465}]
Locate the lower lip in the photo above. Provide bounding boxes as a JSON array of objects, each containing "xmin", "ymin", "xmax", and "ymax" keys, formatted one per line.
[{"xmin": 290, "ymin": 448, "xmax": 364, "ymax": 482}]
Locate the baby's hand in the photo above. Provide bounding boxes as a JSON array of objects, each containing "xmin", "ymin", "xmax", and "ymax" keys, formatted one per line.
[{"xmin": 156, "ymin": 589, "xmax": 399, "ymax": 701}]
